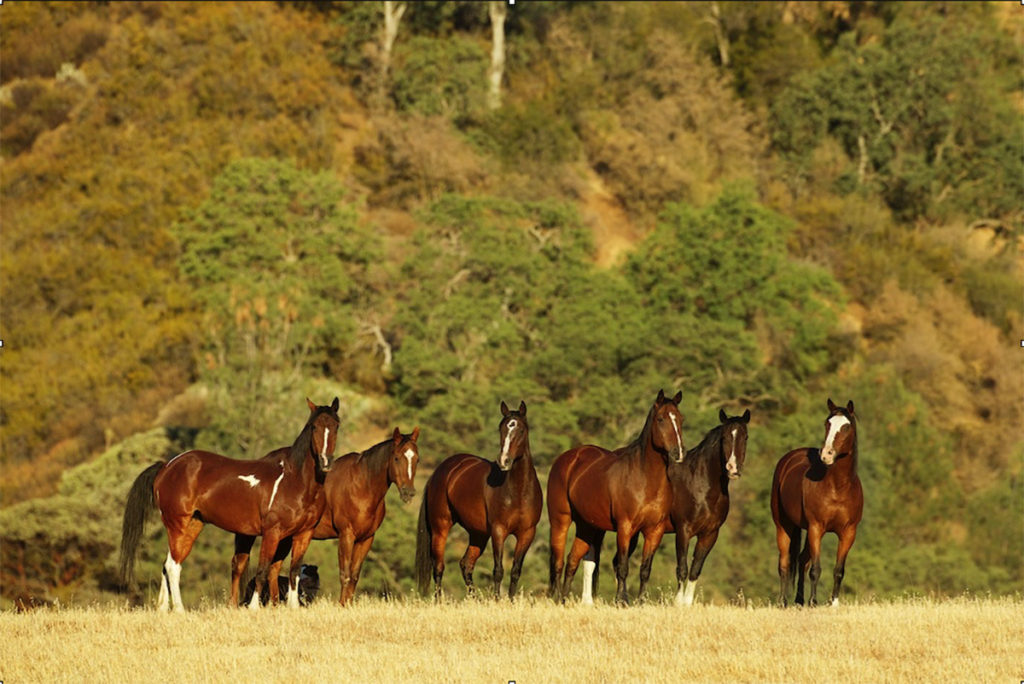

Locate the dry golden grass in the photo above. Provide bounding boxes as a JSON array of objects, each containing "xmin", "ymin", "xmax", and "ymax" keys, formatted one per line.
[{"xmin": 1, "ymin": 597, "xmax": 1020, "ymax": 683}]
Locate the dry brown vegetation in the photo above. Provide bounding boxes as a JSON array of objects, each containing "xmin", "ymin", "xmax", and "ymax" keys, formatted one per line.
[{"xmin": 0, "ymin": 598, "xmax": 1020, "ymax": 682}]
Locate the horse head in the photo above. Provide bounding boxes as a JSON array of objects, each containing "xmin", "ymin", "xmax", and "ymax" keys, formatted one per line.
[
  {"xmin": 718, "ymin": 408, "xmax": 751, "ymax": 480},
  {"xmin": 305, "ymin": 396, "xmax": 341, "ymax": 474},
  {"xmin": 821, "ymin": 398, "xmax": 856, "ymax": 466},
  {"xmin": 497, "ymin": 400, "xmax": 529, "ymax": 471},
  {"xmin": 650, "ymin": 389, "xmax": 686, "ymax": 464},
  {"xmin": 387, "ymin": 426, "xmax": 420, "ymax": 503}
]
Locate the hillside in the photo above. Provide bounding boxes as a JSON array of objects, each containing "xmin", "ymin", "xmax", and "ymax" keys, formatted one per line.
[{"xmin": 1, "ymin": 1, "xmax": 1021, "ymax": 605}]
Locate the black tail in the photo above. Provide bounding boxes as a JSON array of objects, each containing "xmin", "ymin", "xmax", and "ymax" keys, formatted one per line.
[
  {"xmin": 414, "ymin": 488, "xmax": 432, "ymax": 597},
  {"xmin": 119, "ymin": 461, "xmax": 163, "ymax": 591}
]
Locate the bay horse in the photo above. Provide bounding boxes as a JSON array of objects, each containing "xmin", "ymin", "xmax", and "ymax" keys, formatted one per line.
[
  {"xmin": 771, "ymin": 398, "xmax": 863, "ymax": 607},
  {"xmin": 252, "ymin": 427, "xmax": 420, "ymax": 605},
  {"xmin": 547, "ymin": 389, "xmax": 685, "ymax": 605},
  {"xmin": 415, "ymin": 401, "xmax": 542, "ymax": 600},
  {"xmin": 119, "ymin": 397, "xmax": 339, "ymax": 611}
]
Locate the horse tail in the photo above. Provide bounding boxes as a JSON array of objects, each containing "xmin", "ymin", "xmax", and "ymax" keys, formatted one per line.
[
  {"xmin": 414, "ymin": 486, "xmax": 432, "ymax": 597},
  {"xmin": 119, "ymin": 461, "xmax": 163, "ymax": 591}
]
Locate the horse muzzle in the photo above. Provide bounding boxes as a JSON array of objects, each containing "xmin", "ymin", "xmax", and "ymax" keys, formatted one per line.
[
  {"xmin": 820, "ymin": 451, "xmax": 836, "ymax": 466},
  {"xmin": 399, "ymin": 486, "xmax": 415, "ymax": 503}
]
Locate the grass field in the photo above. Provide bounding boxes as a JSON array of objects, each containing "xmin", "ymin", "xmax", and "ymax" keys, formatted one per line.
[{"xmin": 1, "ymin": 597, "xmax": 1020, "ymax": 683}]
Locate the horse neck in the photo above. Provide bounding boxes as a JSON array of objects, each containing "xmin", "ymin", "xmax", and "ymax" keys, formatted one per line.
[
  {"xmin": 358, "ymin": 440, "xmax": 394, "ymax": 498},
  {"xmin": 288, "ymin": 423, "xmax": 321, "ymax": 487},
  {"xmin": 501, "ymin": 441, "xmax": 535, "ymax": 491},
  {"xmin": 683, "ymin": 426, "xmax": 728, "ymax": 494},
  {"xmin": 826, "ymin": 427, "xmax": 859, "ymax": 483}
]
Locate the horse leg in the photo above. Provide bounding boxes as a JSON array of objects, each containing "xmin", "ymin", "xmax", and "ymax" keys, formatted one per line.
[
  {"xmin": 804, "ymin": 523, "xmax": 824, "ymax": 607},
  {"xmin": 345, "ymin": 535, "xmax": 374, "ymax": 605},
  {"xmin": 230, "ymin": 534, "xmax": 255, "ymax": 607},
  {"xmin": 674, "ymin": 533, "xmax": 691, "ymax": 606},
  {"xmin": 460, "ymin": 532, "xmax": 488, "ymax": 597},
  {"xmin": 636, "ymin": 525, "xmax": 666, "ymax": 603},
  {"xmin": 681, "ymin": 529, "xmax": 720, "ymax": 607},
  {"xmin": 775, "ymin": 520, "xmax": 800, "ymax": 607},
  {"xmin": 337, "ymin": 530, "xmax": 356, "ymax": 606},
  {"xmin": 429, "ymin": 519, "xmax": 451, "ymax": 601},
  {"xmin": 263, "ymin": 537, "xmax": 293, "ymax": 605},
  {"xmin": 163, "ymin": 516, "xmax": 203, "ymax": 613},
  {"xmin": 831, "ymin": 525, "xmax": 857, "ymax": 606},
  {"xmin": 582, "ymin": 530, "xmax": 606, "ymax": 605},
  {"xmin": 612, "ymin": 524, "xmax": 635, "ymax": 606},
  {"xmin": 490, "ymin": 526, "xmax": 509, "ymax": 599},
  {"xmin": 547, "ymin": 507, "xmax": 571, "ymax": 601},
  {"xmin": 508, "ymin": 526, "xmax": 536, "ymax": 600},
  {"xmin": 563, "ymin": 534, "xmax": 592, "ymax": 602},
  {"xmin": 248, "ymin": 530, "xmax": 282, "ymax": 610},
  {"xmin": 285, "ymin": 531, "xmax": 313, "ymax": 609}
]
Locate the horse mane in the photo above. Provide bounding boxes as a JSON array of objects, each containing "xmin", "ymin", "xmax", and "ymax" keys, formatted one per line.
[
  {"xmin": 359, "ymin": 437, "xmax": 395, "ymax": 480},
  {"xmin": 618, "ymin": 401, "xmax": 657, "ymax": 460},
  {"xmin": 684, "ymin": 423, "xmax": 724, "ymax": 469}
]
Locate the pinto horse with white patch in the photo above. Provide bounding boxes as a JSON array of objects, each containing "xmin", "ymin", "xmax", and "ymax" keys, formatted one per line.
[
  {"xmin": 119, "ymin": 398, "xmax": 339, "ymax": 611},
  {"xmin": 771, "ymin": 398, "xmax": 863, "ymax": 607},
  {"xmin": 547, "ymin": 390, "xmax": 685, "ymax": 605},
  {"xmin": 254, "ymin": 427, "xmax": 421, "ymax": 605},
  {"xmin": 415, "ymin": 401, "xmax": 542, "ymax": 600}
]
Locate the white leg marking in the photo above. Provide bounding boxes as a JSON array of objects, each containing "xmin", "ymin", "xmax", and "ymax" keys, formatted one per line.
[
  {"xmin": 164, "ymin": 552, "xmax": 184, "ymax": 613},
  {"xmin": 287, "ymin": 574, "xmax": 301, "ymax": 609},
  {"xmin": 267, "ymin": 471, "xmax": 285, "ymax": 510},
  {"xmin": 669, "ymin": 413, "xmax": 683, "ymax": 460},
  {"xmin": 674, "ymin": 578, "xmax": 697, "ymax": 607},
  {"xmin": 580, "ymin": 560, "xmax": 596, "ymax": 606},
  {"xmin": 831, "ymin": 597, "xmax": 840, "ymax": 607},
  {"xmin": 248, "ymin": 583, "xmax": 262, "ymax": 610},
  {"xmin": 157, "ymin": 553, "xmax": 170, "ymax": 611},
  {"xmin": 238, "ymin": 474, "xmax": 260, "ymax": 487}
]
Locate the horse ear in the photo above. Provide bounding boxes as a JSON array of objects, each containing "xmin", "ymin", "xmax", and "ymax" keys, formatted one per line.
[
  {"xmin": 827, "ymin": 397, "xmax": 837, "ymax": 412},
  {"xmin": 656, "ymin": 389, "xmax": 666, "ymax": 403},
  {"xmin": 719, "ymin": 408, "xmax": 728, "ymax": 423},
  {"xmin": 331, "ymin": 397, "xmax": 340, "ymax": 412},
  {"xmin": 500, "ymin": 401, "xmax": 510, "ymax": 416},
  {"xmin": 742, "ymin": 409, "xmax": 751, "ymax": 423},
  {"xmin": 307, "ymin": 397, "xmax": 316, "ymax": 412},
  {"xmin": 846, "ymin": 400, "xmax": 855, "ymax": 415},
  {"xmin": 392, "ymin": 427, "xmax": 401, "ymax": 442},
  {"xmin": 672, "ymin": 391, "xmax": 682, "ymax": 405},
  {"xmin": 518, "ymin": 400, "xmax": 527, "ymax": 415},
  {"xmin": 411, "ymin": 426, "xmax": 420, "ymax": 442}
]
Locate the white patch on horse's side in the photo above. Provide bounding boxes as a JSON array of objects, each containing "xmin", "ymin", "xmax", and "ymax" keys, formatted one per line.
[
  {"xmin": 822, "ymin": 415, "xmax": 851, "ymax": 463},
  {"xmin": 238, "ymin": 474, "xmax": 260, "ymax": 487},
  {"xmin": 669, "ymin": 413, "xmax": 684, "ymax": 459},
  {"xmin": 675, "ymin": 578, "xmax": 697, "ymax": 607},
  {"xmin": 580, "ymin": 560, "xmax": 596, "ymax": 606},
  {"xmin": 267, "ymin": 471, "xmax": 285, "ymax": 510},
  {"xmin": 404, "ymin": 447, "xmax": 416, "ymax": 480}
]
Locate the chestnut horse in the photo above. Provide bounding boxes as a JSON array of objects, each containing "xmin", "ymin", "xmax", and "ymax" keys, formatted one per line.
[
  {"xmin": 547, "ymin": 390, "xmax": 685, "ymax": 605},
  {"xmin": 771, "ymin": 398, "xmax": 863, "ymax": 606},
  {"xmin": 415, "ymin": 401, "xmax": 542, "ymax": 599},
  {"xmin": 119, "ymin": 398, "xmax": 339, "ymax": 611}
]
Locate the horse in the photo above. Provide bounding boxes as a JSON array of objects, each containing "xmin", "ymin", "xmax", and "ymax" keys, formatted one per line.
[
  {"xmin": 119, "ymin": 397, "xmax": 339, "ymax": 611},
  {"xmin": 771, "ymin": 398, "xmax": 863, "ymax": 607},
  {"xmin": 547, "ymin": 389, "xmax": 686, "ymax": 605},
  {"xmin": 415, "ymin": 401, "xmax": 542, "ymax": 600},
  {"xmin": 242, "ymin": 564, "xmax": 320, "ymax": 607},
  {"xmin": 301, "ymin": 427, "xmax": 419, "ymax": 605}
]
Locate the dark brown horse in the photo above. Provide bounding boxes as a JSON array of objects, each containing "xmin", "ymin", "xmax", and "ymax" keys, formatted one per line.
[
  {"xmin": 119, "ymin": 398, "xmax": 339, "ymax": 611},
  {"xmin": 415, "ymin": 401, "xmax": 542, "ymax": 599},
  {"xmin": 547, "ymin": 390, "xmax": 685, "ymax": 605},
  {"xmin": 771, "ymin": 398, "xmax": 863, "ymax": 607}
]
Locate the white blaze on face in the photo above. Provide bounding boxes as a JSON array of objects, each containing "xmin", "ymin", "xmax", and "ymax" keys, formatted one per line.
[
  {"xmin": 320, "ymin": 428, "xmax": 330, "ymax": 467},
  {"xmin": 668, "ymin": 412, "xmax": 684, "ymax": 461},
  {"xmin": 404, "ymin": 447, "xmax": 416, "ymax": 480},
  {"xmin": 726, "ymin": 427, "xmax": 739, "ymax": 477},
  {"xmin": 500, "ymin": 419, "xmax": 517, "ymax": 468},
  {"xmin": 238, "ymin": 475, "xmax": 260, "ymax": 487},
  {"xmin": 822, "ymin": 415, "xmax": 851, "ymax": 465}
]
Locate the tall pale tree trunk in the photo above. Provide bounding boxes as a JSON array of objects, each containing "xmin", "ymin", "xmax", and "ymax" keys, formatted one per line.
[
  {"xmin": 487, "ymin": 1, "xmax": 508, "ymax": 110},
  {"xmin": 705, "ymin": 1, "xmax": 730, "ymax": 68},
  {"xmin": 378, "ymin": 1, "xmax": 406, "ymax": 107}
]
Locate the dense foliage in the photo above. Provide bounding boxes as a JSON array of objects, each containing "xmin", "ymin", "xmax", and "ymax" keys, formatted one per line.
[{"xmin": 1, "ymin": 1, "xmax": 1020, "ymax": 605}]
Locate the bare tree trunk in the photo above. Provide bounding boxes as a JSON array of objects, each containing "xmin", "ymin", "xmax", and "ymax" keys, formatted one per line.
[
  {"xmin": 705, "ymin": 1, "xmax": 730, "ymax": 68},
  {"xmin": 378, "ymin": 1, "xmax": 407, "ymax": 107},
  {"xmin": 488, "ymin": 1, "xmax": 508, "ymax": 110}
]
